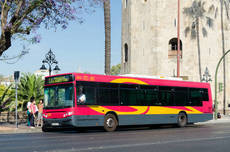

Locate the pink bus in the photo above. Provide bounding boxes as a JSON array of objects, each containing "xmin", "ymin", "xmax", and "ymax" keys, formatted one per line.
[{"xmin": 42, "ymin": 73, "xmax": 213, "ymax": 132}]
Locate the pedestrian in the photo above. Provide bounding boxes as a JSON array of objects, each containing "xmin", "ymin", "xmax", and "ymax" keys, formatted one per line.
[
  {"xmin": 26, "ymin": 97, "xmax": 33, "ymax": 126},
  {"xmin": 30, "ymin": 99, "xmax": 37, "ymax": 128},
  {"xmin": 37, "ymin": 99, "xmax": 44, "ymax": 127}
]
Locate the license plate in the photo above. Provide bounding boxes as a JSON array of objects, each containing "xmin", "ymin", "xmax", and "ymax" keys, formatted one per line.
[{"xmin": 51, "ymin": 123, "xmax": 60, "ymax": 126}]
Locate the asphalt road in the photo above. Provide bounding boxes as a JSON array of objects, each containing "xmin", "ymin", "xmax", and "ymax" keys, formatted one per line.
[{"xmin": 1, "ymin": 123, "xmax": 230, "ymax": 152}]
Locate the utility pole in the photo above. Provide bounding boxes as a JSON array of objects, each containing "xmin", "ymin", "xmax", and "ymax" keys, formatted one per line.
[
  {"xmin": 177, "ymin": 0, "xmax": 181, "ymax": 77},
  {"xmin": 14, "ymin": 71, "xmax": 20, "ymax": 128}
]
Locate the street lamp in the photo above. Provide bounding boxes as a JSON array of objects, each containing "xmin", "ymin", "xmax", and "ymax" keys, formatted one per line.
[
  {"xmin": 201, "ymin": 67, "xmax": 212, "ymax": 82},
  {"xmin": 40, "ymin": 49, "xmax": 60, "ymax": 76}
]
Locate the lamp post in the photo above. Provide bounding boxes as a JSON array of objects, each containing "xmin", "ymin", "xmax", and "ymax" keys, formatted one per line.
[
  {"xmin": 14, "ymin": 71, "xmax": 20, "ymax": 128},
  {"xmin": 40, "ymin": 49, "xmax": 60, "ymax": 76},
  {"xmin": 201, "ymin": 67, "xmax": 212, "ymax": 83},
  {"xmin": 214, "ymin": 49, "xmax": 230, "ymax": 119}
]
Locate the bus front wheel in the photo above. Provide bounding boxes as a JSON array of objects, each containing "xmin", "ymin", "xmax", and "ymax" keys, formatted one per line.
[
  {"xmin": 104, "ymin": 114, "xmax": 118, "ymax": 132},
  {"xmin": 177, "ymin": 112, "xmax": 187, "ymax": 127}
]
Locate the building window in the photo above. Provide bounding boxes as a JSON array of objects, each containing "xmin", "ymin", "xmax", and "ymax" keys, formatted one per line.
[
  {"xmin": 168, "ymin": 38, "xmax": 182, "ymax": 58},
  {"xmin": 169, "ymin": 38, "xmax": 182, "ymax": 50},
  {"xmin": 124, "ymin": 43, "xmax": 128, "ymax": 62}
]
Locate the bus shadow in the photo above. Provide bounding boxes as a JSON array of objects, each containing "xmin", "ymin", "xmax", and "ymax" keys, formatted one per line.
[{"xmin": 45, "ymin": 123, "xmax": 204, "ymax": 134}]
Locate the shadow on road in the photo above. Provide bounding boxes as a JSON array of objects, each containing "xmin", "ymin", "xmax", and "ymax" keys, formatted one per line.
[{"xmin": 44, "ymin": 123, "xmax": 206, "ymax": 134}]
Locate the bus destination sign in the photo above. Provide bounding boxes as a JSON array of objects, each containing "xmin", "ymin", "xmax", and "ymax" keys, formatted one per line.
[{"xmin": 45, "ymin": 74, "xmax": 74, "ymax": 85}]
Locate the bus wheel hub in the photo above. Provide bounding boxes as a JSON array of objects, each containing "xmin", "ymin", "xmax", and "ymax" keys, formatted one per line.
[{"xmin": 106, "ymin": 118, "xmax": 114, "ymax": 128}]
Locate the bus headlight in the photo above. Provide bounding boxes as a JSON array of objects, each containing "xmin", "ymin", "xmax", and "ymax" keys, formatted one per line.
[
  {"xmin": 43, "ymin": 114, "xmax": 48, "ymax": 118},
  {"xmin": 63, "ymin": 112, "xmax": 73, "ymax": 117}
]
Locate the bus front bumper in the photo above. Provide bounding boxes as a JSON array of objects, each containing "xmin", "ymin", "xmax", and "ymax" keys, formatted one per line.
[{"xmin": 43, "ymin": 116, "xmax": 74, "ymax": 128}]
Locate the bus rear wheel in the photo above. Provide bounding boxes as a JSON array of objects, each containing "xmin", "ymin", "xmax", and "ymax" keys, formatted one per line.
[
  {"xmin": 177, "ymin": 112, "xmax": 187, "ymax": 127},
  {"xmin": 104, "ymin": 114, "xmax": 118, "ymax": 132}
]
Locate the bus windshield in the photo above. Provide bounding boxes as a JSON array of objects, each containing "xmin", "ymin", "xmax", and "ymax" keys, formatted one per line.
[{"xmin": 44, "ymin": 84, "xmax": 74, "ymax": 109}]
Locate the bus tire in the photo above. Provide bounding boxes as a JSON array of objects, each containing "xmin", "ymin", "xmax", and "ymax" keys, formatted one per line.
[
  {"xmin": 177, "ymin": 112, "xmax": 187, "ymax": 127},
  {"xmin": 104, "ymin": 114, "xmax": 118, "ymax": 132}
]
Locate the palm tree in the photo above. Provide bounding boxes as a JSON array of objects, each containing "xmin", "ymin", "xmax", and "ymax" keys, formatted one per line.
[
  {"xmin": 219, "ymin": 0, "xmax": 230, "ymax": 115},
  {"xmin": 104, "ymin": 0, "xmax": 111, "ymax": 75},
  {"xmin": 183, "ymin": 0, "xmax": 214, "ymax": 81},
  {"xmin": 208, "ymin": 0, "xmax": 230, "ymax": 115},
  {"xmin": 18, "ymin": 73, "xmax": 44, "ymax": 111},
  {"xmin": 0, "ymin": 84, "xmax": 14, "ymax": 113}
]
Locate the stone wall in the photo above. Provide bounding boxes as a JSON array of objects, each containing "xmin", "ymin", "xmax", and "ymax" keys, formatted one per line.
[
  {"xmin": 0, "ymin": 112, "xmax": 27, "ymax": 123},
  {"xmin": 121, "ymin": 0, "xmax": 230, "ymax": 115}
]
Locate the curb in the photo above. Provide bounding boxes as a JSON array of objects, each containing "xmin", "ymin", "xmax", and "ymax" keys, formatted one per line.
[{"xmin": 0, "ymin": 126, "xmax": 42, "ymax": 134}]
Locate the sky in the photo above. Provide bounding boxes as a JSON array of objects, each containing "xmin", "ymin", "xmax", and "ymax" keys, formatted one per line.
[{"xmin": 0, "ymin": 1, "xmax": 122, "ymax": 77}]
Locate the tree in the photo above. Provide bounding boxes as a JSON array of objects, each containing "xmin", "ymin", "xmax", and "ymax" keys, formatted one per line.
[
  {"xmin": 17, "ymin": 73, "xmax": 44, "ymax": 110},
  {"xmin": 111, "ymin": 64, "xmax": 121, "ymax": 75},
  {"xmin": 0, "ymin": 84, "xmax": 14, "ymax": 113},
  {"xmin": 219, "ymin": 0, "xmax": 230, "ymax": 115},
  {"xmin": 0, "ymin": 0, "xmax": 101, "ymax": 57},
  {"xmin": 208, "ymin": 0, "xmax": 230, "ymax": 115},
  {"xmin": 104, "ymin": 0, "xmax": 111, "ymax": 75},
  {"xmin": 183, "ymin": 0, "xmax": 214, "ymax": 81}
]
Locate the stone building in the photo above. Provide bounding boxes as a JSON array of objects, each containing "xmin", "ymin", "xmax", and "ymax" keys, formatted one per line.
[{"xmin": 120, "ymin": 0, "xmax": 230, "ymax": 114}]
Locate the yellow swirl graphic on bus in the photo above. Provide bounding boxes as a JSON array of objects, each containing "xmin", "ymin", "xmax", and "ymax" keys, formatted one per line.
[
  {"xmin": 87, "ymin": 106, "xmax": 203, "ymax": 115},
  {"xmin": 88, "ymin": 106, "xmax": 149, "ymax": 115},
  {"xmin": 110, "ymin": 78, "xmax": 148, "ymax": 85}
]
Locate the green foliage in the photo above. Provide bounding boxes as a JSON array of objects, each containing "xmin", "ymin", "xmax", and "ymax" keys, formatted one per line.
[
  {"xmin": 0, "ymin": 0, "xmax": 102, "ymax": 56},
  {"xmin": 111, "ymin": 64, "xmax": 121, "ymax": 75},
  {"xmin": 17, "ymin": 73, "xmax": 44, "ymax": 111},
  {"xmin": 0, "ymin": 84, "xmax": 14, "ymax": 112}
]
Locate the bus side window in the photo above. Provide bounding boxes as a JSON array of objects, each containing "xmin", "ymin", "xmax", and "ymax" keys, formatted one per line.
[
  {"xmin": 189, "ymin": 88, "xmax": 203, "ymax": 106},
  {"xmin": 174, "ymin": 87, "xmax": 188, "ymax": 106},
  {"xmin": 159, "ymin": 87, "xmax": 174, "ymax": 106},
  {"xmin": 76, "ymin": 81, "xmax": 97, "ymax": 105},
  {"xmin": 120, "ymin": 84, "xmax": 140, "ymax": 106},
  {"xmin": 140, "ymin": 85, "xmax": 159, "ymax": 106},
  {"xmin": 97, "ymin": 83, "xmax": 119, "ymax": 106},
  {"xmin": 202, "ymin": 89, "xmax": 209, "ymax": 101}
]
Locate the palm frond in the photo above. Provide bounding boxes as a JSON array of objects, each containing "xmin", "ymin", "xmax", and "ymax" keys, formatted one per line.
[
  {"xmin": 18, "ymin": 73, "xmax": 44, "ymax": 110},
  {"xmin": 224, "ymin": 0, "xmax": 230, "ymax": 20},
  {"xmin": 202, "ymin": 27, "xmax": 208, "ymax": 37},
  {"xmin": 215, "ymin": 7, "xmax": 219, "ymax": 18},
  {"xmin": 206, "ymin": 17, "xmax": 214, "ymax": 28},
  {"xmin": 185, "ymin": 27, "xmax": 191, "ymax": 37},
  {"xmin": 191, "ymin": 28, "xmax": 197, "ymax": 39},
  {"xmin": 208, "ymin": 4, "xmax": 215, "ymax": 14},
  {"xmin": 0, "ymin": 84, "xmax": 12, "ymax": 104}
]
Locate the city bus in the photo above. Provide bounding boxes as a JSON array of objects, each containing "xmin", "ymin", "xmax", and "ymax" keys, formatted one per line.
[{"xmin": 42, "ymin": 73, "xmax": 213, "ymax": 132}]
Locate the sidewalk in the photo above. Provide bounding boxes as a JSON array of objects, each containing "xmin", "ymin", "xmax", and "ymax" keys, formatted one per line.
[
  {"xmin": 0, "ymin": 123, "xmax": 42, "ymax": 134},
  {"xmin": 197, "ymin": 115, "xmax": 230, "ymax": 124}
]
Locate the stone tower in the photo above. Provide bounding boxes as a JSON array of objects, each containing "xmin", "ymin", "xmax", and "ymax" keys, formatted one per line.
[{"xmin": 121, "ymin": 0, "xmax": 230, "ymax": 114}]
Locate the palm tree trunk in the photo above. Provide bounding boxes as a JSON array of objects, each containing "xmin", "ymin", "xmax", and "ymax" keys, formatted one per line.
[
  {"xmin": 104, "ymin": 0, "xmax": 111, "ymax": 75},
  {"xmin": 220, "ymin": 0, "xmax": 226, "ymax": 115},
  {"xmin": 196, "ymin": 18, "xmax": 202, "ymax": 82}
]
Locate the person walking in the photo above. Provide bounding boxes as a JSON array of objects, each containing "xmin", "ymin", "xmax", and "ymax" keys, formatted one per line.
[{"xmin": 37, "ymin": 99, "xmax": 44, "ymax": 127}]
